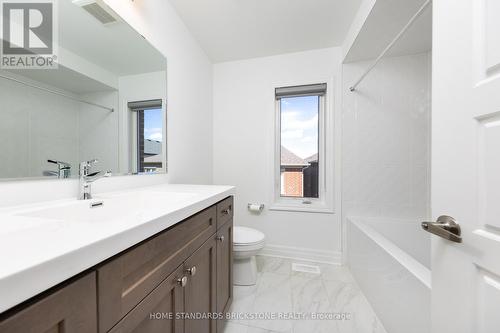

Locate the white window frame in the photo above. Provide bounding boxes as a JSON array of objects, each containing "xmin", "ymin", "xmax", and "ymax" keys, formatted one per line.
[
  {"xmin": 128, "ymin": 99, "xmax": 164, "ymax": 174},
  {"xmin": 270, "ymin": 81, "xmax": 335, "ymax": 214}
]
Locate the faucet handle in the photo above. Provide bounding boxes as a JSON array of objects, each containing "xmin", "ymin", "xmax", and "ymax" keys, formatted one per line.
[
  {"xmin": 88, "ymin": 170, "xmax": 112, "ymax": 178},
  {"xmin": 48, "ymin": 159, "xmax": 71, "ymax": 168},
  {"xmin": 80, "ymin": 159, "xmax": 98, "ymax": 167},
  {"xmin": 79, "ymin": 159, "xmax": 99, "ymax": 177}
]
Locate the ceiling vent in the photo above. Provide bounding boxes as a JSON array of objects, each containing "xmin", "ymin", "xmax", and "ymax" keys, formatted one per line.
[{"xmin": 73, "ymin": 0, "xmax": 121, "ymax": 25}]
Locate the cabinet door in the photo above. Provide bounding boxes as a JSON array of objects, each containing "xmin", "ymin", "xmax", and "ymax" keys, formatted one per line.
[
  {"xmin": 184, "ymin": 237, "xmax": 217, "ymax": 333},
  {"xmin": 98, "ymin": 206, "xmax": 216, "ymax": 332},
  {"xmin": 0, "ymin": 273, "xmax": 97, "ymax": 333},
  {"xmin": 216, "ymin": 220, "xmax": 233, "ymax": 333},
  {"xmin": 109, "ymin": 265, "xmax": 185, "ymax": 333}
]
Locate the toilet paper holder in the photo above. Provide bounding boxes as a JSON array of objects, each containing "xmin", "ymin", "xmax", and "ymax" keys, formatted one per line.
[{"xmin": 247, "ymin": 203, "xmax": 265, "ymax": 213}]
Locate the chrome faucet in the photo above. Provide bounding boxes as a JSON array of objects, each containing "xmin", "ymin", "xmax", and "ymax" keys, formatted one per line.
[
  {"xmin": 79, "ymin": 159, "xmax": 112, "ymax": 200},
  {"xmin": 47, "ymin": 159, "xmax": 71, "ymax": 179}
]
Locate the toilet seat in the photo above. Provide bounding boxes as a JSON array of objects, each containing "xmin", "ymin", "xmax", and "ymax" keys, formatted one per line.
[
  {"xmin": 233, "ymin": 226, "xmax": 265, "ymax": 247},
  {"xmin": 234, "ymin": 242, "xmax": 264, "ymax": 252}
]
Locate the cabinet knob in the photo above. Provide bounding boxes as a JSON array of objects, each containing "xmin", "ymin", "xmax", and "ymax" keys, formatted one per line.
[
  {"xmin": 221, "ymin": 208, "xmax": 231, "ymax": 215},
  {"xmin": 217, "ymin": 235, "xmax": 225, "ymax": 242},
  {"xmin": 186, "ymin": 266, "xmax": 197, "ymax": 276},
  {"xmin": 177, "ymin": 276, "xmax": 188, "ymax": 287}
]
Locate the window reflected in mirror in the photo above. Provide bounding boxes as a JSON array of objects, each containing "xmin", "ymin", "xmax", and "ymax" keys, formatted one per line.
[
  {"xmin": 129, "ymin": 100, "xmax": 165, "ymax": 174},
  {"xmin": 0, "ymin": 0, "xmax": 167, "ymax": 180}
]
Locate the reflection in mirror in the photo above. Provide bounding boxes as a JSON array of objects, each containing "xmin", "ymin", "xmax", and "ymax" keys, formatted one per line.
[
  {"xmin": 128, "ymin": 99, "xmax": 164, "ymax": 174},
  {"xmin": 0, "ymin": 0, "xmax": 167, "ymax": 180}
]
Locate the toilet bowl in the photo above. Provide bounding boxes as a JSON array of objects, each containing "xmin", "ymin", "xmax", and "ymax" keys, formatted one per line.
[{"xmin": 233, "ymin": 226, "xmax": 265, "ymax": 286}]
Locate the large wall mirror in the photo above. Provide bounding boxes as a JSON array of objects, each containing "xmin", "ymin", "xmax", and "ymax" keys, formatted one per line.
[{"xmin": 0, "ymin": 0, "xmax": 167, "ymax": 180}]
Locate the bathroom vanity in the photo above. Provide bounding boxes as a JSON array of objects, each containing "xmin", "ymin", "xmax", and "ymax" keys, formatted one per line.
[
  {"xmin": 0, "ymin": 1, "xmax": 235, "ymax": 331},
  {"xmin": 0, "ymin": 185, "xmax": 234, "ymax": 333}
]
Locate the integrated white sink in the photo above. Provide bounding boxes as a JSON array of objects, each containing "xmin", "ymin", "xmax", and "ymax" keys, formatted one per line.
[
  {"xmin": 0, "ymin": 184, "xmax": 234, "ymax": 314},
  {"xmin": 16, "ymin": 191, "xmax": 196, "ymax": 224}
]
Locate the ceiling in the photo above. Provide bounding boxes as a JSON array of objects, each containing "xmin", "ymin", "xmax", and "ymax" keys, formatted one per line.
[
  {"xmin": 344, "ymin": 0, "xmax": 432, "ymax": 63},
  {"xmin": 168, "ymin": 0, "xmax": 363, "ymax": 63},
  {"xmin": 2, "ymin": 1, "xmax": 168, "ymax": 95},
  {"xmin": 7, "ymin": 66, "xmax": 114, "ymax": 94},
  {"xmin": 59, "ymin": 0, "xmax": 166, "ymax": 77}
]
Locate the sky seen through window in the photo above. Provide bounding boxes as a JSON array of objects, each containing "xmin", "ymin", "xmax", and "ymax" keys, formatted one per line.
[{"xmin": 280, "ymin": 96, "xmax": 319, "ymax": 159}]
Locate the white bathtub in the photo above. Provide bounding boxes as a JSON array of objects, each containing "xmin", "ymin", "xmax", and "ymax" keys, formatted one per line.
[{"xmin": 347, "ymin": 216, "xmax": 431, "ymax": 333}]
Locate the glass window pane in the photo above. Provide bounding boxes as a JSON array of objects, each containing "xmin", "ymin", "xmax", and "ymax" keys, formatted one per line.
[
  {"xmin": 280, "ymin": 96, "xmax": 319, "ymax": 198},
  {"xmin": 138, "ymin": 108, "xmax": 163, "ymax": 173}
]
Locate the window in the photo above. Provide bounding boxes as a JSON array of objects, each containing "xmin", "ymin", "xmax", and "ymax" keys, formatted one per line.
[
  {"xmin": 272, "ymin": 83, "xmax": 333, "ymax": 213},
  {"xmin": 128, "ymin": 99, "xmax": 164, "ymax": 173},
  {"xmin": 280, "ymin": 95, "xmax": 319, "ymax": 198}
]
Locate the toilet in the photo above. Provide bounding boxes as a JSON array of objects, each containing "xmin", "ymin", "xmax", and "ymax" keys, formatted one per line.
[{"xmin": 233, "ymin": 226, "xmax": 265, "ymax": 286}]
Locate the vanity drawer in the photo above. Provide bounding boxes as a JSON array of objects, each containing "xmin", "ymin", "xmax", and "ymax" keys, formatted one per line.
[
  {"xmin": 97, "ymin": 206, "xmax": 216, "ymax": 333},
  {"xmin": 108, "ymin": 265, "xmax": 185, "ymax": 333},
  {"xmin": 216, "ymin": 197, "xmax": 233, "ymax": 228}
]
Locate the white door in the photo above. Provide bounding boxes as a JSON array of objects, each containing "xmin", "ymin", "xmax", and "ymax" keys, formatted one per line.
[{"xmin": 431, "ymin": 0, "xmax": 500, "ymax": 332}]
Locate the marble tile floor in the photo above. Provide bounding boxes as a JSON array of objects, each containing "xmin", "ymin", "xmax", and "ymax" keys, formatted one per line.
[{"xmin": 223, "ymin": 256, "xmax": 387, "ymax": 333}]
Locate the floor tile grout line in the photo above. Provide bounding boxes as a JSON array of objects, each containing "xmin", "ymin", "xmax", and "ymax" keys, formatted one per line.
[{"xmin": 228, "ymin": 256, "xmax": 388, "ymax": 333}]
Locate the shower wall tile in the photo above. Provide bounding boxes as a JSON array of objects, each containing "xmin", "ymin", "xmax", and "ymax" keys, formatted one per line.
[
  {"xmin": 0, "ymin": 107, "xmax": 30, "ymax": 178},
  {"xmin": 0, "ymin": 76, "xmax": 81, "ymax": 179},
  {"xmin": 0, "ymin": 72, "xmax": 118, "ymax": 179},
  {"xmin": 342, "ymin": 52, "xmax": 431, "ymax": 221}
]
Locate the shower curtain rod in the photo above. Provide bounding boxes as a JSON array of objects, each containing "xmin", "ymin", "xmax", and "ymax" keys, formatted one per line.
[
  {"xmin": 0, "ymin": 73, "xmax": 114, "ymax": 112},
  {"xmin": 349, "ymin": 0, "xmax": 432, "ymax": 92}
]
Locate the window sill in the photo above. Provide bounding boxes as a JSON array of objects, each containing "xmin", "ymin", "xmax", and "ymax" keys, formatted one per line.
[{"xmin": 269, "ymin": 202, "xmax": 334, "ymax": 214}]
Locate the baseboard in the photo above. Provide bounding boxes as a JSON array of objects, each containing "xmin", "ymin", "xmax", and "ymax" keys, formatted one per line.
[{"xmin": 259, "ymin": 244, "xmax": 341, "ymax": 265}]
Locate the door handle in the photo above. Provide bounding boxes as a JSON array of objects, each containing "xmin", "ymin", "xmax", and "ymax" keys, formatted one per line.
[{"xmin": 421, "ymin": 215, "xmax": 462, "ymax": 243}]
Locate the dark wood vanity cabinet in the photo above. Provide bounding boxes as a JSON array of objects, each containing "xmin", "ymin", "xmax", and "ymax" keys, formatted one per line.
[
  {"xmin": 184, "ymin": 237, "xmax": 217, "ymax": 333},
  {"xmin": 100, "ymin": 198, "xmax": 233, "ymax": 333},
  {"xmin": 216, "ymin": 197, "xmax": 233, "ymax": 229},
  {"xmin": 0, "ymin": 272, "xmax": 97, "ymax": 333},
  {"xmin": 110, "ymin": 232, "xmax": 222, "ymax": 333},
  {"xmin": 108, "ymin": 265, "xmax": 185, "ymax": 333},
  {"xmin": 216, "ymin": 218, "xmax": 233, "ymax": 331},
  {"xmin": 97, "ymin": 206, "xmax": 217, "ymax": 333},
  {"xmin": 0, "ymin": 196, "xmax": 233, "ymax": 333}
]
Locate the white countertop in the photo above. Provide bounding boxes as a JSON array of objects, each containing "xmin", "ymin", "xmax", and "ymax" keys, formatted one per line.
[{"xmin": 0, "ymin": 184, "xmax": 235, "ymax": 313}]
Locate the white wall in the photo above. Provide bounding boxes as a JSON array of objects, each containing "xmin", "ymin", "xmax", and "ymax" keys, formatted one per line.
[
  {"xmin": 213, "ymin": 48, "xmax": 342, "ymax": 263},
  {"xmin": 104, "ymin": 0, "xmax": 214, "ymax": 184},
  {"xmin": 0, "ymin": 0, "xmax": 213, "ymax": 207},
  {"xmin": 118, "ymin": 71, "xmax": 167, "ymax": 173},
  {"xmin": 342, "ymin": 52, "xmax": 431, "ymax": 221}
]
